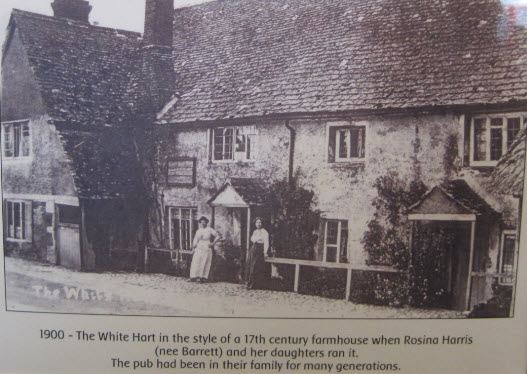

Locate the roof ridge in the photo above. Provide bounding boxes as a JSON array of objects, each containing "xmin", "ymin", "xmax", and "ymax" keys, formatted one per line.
[{"xmin": 11, "ymin": 8, "xmax": 143, "ymax": 38}]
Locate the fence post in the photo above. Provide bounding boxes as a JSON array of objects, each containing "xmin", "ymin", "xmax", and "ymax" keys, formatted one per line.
[
  {"xmin": 294, "ymin": 264, "xmax": 300, "ymax": 293},
  {"xmin": 345, "ymin": 268, "xmax": 352, "ymax": 301}
]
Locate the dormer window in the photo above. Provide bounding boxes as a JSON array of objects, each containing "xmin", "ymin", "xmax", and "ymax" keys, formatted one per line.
[
  {"xmin": 470, "ymin": 113, "xmax": 526, "ymax": 167},
  {"xmin": 2, "ymin": 121, "xmax": 30, "ymax": 159}
]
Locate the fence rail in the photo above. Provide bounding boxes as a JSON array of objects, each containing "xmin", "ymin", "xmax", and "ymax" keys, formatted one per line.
[{"xmin": 265, "ymin": 257, "xmax": 406, "ymax": 300}]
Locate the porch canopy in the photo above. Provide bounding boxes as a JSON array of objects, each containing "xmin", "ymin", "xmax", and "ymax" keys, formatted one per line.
[
  {"xmin": 407, "ymin": 179, "xmax": 500, "ymax": 310},
  {"xmin": 207, "ymin": 178, "xmax": 267, "ymax": 208}
]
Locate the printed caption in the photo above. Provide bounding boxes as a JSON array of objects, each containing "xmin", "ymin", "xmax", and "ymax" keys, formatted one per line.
[{"xmin": 40, "ymin": 329, "xmax": 474, "ymax": 372}]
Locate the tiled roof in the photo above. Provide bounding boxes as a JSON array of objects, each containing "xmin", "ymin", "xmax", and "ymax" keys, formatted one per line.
[
  {"xmin": 8, "ymin": 9, "xmax": 143, "ymax": 128},
  {"xmin": 57, "ymin": 128, "xmax": 143, "ymax": 199},
  {"xmin": 491, "ymin": 126, "xmax": 526, "ymax": 196},
  {"xmin": 158, "ymin": 0, "xmax": 527, "ymax": 124},
  {"xmin": 6, "ymin": 10, "xmax": 144, "ymax": 199},
  {"xmin": 208, "ymin": 178, "xmax": 267, "ymax": 206},
  {"xmin": 408, "ymin": 179, "xmax": 500, "ymax": 218}
]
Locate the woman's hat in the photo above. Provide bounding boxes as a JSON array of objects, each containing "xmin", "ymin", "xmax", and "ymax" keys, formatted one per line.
[{"xmin": 198, "ymin": 216, "xmax": 209, "ymax": 223}]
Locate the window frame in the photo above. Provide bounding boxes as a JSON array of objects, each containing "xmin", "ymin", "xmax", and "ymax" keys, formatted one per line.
[
  {"xmin": 210, "ymin": 126, "xmax": 257, "ymax": 163},
  {"xmin": 1, "ymin": 119, "xmax": 32, "ymax": 160},
  {"xmin": 322, "ymin": 219, "xmax": 349, "ymax": 263},
  {"xmin": 327, "ymin": 121, "xmax": 368, "ymax": 164},
  {"xmin": 498, "ymin": 230, "xmax": 517, "ymax": 285},
  {"xmin": 4, "ymin": 199, "xmax": 32, "ymax": 243},
  {"xmin": 469, "ymin": 112, "xmax": 526, "ymax": 167},
  {"xmin": 166, "ymin": 158, "xmax": 197, "ymax": 188},
  {"xmin": 168, "ymin": 207, "xmax": 199, "ymax": 254}
]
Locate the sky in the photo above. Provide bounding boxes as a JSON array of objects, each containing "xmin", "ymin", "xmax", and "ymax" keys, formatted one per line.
[{"xmin": 0, "ymin": 0, "xmax": 526, "ymax": 46}]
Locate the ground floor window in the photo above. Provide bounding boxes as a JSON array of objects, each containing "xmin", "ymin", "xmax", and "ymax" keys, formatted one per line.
[
  {"xmin": 499, "ymin": 231, "xmax": 517, "ymax": 285},
  {"xmin": 169, "ymin": 207, "xmax": 198, "ymax": 253},
  {"xmin": 323, "ymin": 219, "xmax": 348, "ymax": 263},
  {"xmin": 4, "ymin": 200, "xmax": 32, "ymax": 241}
]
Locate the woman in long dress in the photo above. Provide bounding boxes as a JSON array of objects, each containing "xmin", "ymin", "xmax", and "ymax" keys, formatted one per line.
[
  {"xmin": 190, "ymin": 216, "xmax": 221, "ymax": 283},
  {"xmin": 245, "ymin": 217, "xmax": 270, "ymax": 289}
]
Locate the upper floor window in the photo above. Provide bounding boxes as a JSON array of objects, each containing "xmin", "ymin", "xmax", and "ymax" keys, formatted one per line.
[
  {"xmin": 470, "ymin": 113, "xmax": 526, "ymax": 167},
  {"xmin": 2, "ymin": 120, "xmax": 30, "ymax": 159},
  {"xmin": 328, "ymin": 122, "xmax": 366, "ymax": 163},
  {"xmin": 322, "ymin": 219, "xmax": 348, "ymax": 263},
  {"xmin": 4, "ymin": 199, "xmax": 32, "ymax": 242},
  {"xmin": 211, "ymin": 126, "xmax": 257, "ymax": 162}
]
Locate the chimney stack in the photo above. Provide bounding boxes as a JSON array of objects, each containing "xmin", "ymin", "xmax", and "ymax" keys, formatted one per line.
[
  {"xmin": 51, "ymin": 0, "xmax": 92, "ymax": 23},
  {"xmin": 144, "ymin": 0, "xmax": 174, "ymax": 47},
  {"xmin": 142, "ymin": 0, "xmax": 176, "ymax": 112}
]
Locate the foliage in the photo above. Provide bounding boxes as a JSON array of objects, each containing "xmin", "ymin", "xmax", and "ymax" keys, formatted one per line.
[
  {"xmin": 265, "ymin": 175, "xmax": 320, "ymax": 260},
  {"xmin": 212, "ymin": 242, "xmax": 242, "ymax": 283},
  {"xmin": 349, "ymin": 271, "xmax": 408, "ymax": 307},
  {"xmin": 299, "ymin": 268, "xmax": 347, "ymax": 299},
  {"xmin": 363, "ymin": 172, "xmax": 427, "ymax": 268},
  {"xmin": 468, "ymin": 284, "xmax": 513, "ymax": 318}
]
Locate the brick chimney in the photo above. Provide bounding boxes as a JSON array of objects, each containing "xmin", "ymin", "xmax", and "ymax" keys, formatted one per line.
[
  {"xmin": 51, "ymin": 0, "xmax": 92, "ymax": 23},
  {"xmin": 142, "ymin": 0, "xmax": 175, "ymax": 112}
]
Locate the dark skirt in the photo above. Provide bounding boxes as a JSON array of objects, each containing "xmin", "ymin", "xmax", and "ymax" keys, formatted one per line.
[{"xmin": 245, "ymin": 242, "xmax": 265, "ymax": 289}]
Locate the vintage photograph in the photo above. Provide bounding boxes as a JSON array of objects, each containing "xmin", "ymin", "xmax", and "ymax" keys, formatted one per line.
[{"xmin": 1, "ymin": 0, "xmax": 525, "ymax": 318}]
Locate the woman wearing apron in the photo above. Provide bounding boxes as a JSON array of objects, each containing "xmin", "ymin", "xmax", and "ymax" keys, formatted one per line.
[{"xmin": 190, "ymin": 216, "xmax": 221, "ymax": 283}]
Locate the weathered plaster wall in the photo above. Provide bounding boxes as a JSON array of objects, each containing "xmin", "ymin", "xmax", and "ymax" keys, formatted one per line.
[
  {"xmin": 1, "ymin": 28, "xmax": 47, "ymax": 121},
  {"xmin": 2, "ymin": 117, "xmax": 78, "ymax": 197},
  {"xmin": 161, "ymin": 120, "xmax": 290, "ymax": 217},
  {"xmin": 291, "ymin": 113, "xmax": 462, "ymax": 263}
]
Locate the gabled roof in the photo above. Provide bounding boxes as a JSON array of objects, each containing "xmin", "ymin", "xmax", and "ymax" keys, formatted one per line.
[
  {"xmin": 408, "ymin": 179, "xmax": 500, "ymax": 219},
  {"xmin": 7, "ymin": 9, "xmax": 143, "ymax": 128},
  {"xmin": 158, "ymin": 0, "xmax": 527, "ymax": 124},
  {"xmin": 208, "ymin": 178, "xmax": 267, "ymax": 206},
  {"xmin": 491, "ymin": 126, "xmax": 526, "ymax": 197}
]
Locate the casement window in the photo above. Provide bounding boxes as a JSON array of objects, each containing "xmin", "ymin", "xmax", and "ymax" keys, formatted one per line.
[
  {"xmin": 167, "ymin": 159, "xmax": 196, "ymax": 187},
  {"xmin": 323, "ymin": 219, "xmax": 348, "ymax": 263},
  {"xmin": 327, "ymin": 122, "xmax": 366, "ymax": 163},
  {"xmin": 499, "ymin": 231, "xmax": 517, "ymax": 285},
  {"xmin": 2, "ymin": 120, "xmax": 30, "ymax": 159},
  {"xmin": 4, "ymin": 200, "xmax": 32, "ymax": 242},
  {"xmin": 211, "ymin": 126, "xmax": 257, "ymax": 162},
  {"xmin": 470, "ymin": 113, "xmax": 526, "ymax": 167},
  {"xmin": 169, "ymin": 207, "xmax": 198, "ymax": 253},
  {"xmin": 57, "ymin": 204, "xmax": 81, "ymax": 225}
]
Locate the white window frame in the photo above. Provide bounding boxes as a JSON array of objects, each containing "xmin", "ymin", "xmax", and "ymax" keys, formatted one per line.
[
  {"xmin": 210, "ymin": 125, "xmax": 257, "ymax": 163},
  {"xmin": 498, "ymin": 230, "xmax": 517, "ymax": 285},
  {"xmin": 327, "ymin": 121, "xmax": 368, "ymax": 163},
  {"xmin": 322, "ymin": 219, "xmax": 348, "ymax": 263},
  {"xmin": 469, "ymin": 112, "xmax": 526, "ymax": 167},
  {"xmin": 4, "ymin": 199, "xmax": 32, "ymax": 242},
  {"xmin": 1, "ymin": 119, "xmax": 32, "ymax": 161},
  {"xmin": 168, "ymin": 207, "xmax": 198, "ymax": 254}
]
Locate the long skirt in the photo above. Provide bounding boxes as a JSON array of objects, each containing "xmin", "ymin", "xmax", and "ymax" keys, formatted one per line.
[
  {"xmin": 190, "ymin": 242, "xmax": 213, "ymax": 279},
  {"xmin": 245, "ymin": 242, "xmax": 265, "ymax": 289}
]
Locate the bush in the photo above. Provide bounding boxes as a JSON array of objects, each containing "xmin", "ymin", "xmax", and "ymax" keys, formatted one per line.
[
  {"xmin": 468, "ymin": 285, "xmax": 513, "ymax": 318},
  {"xmin": 211, "ymin": 242, "xmax": 242, "ymax": 283},
  {"xmin": 349, "ymin": 271, "xmax": 408, "ymax": 307},
  {"xmin": 299, "ymin": 267, "xmax": 347, "ymax": 299}
]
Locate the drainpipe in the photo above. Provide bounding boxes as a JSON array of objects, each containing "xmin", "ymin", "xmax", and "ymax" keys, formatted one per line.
[{"xmin": 285, "ymin": 120, "xmax": 296, "ymax": 187}]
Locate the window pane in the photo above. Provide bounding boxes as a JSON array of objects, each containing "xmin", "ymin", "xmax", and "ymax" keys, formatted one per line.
[
  {"xmin": 14, "ymin": 202, "xmax": 21, "ymax": 239},
  {"xmin": 182, "ymin": 219, "xmax": 190, "ymax": 250},
  {"xmin": 173, "ymin": 217, "xmax": 180, "ymax": 250},
  {"xmin": 507, "ymin": 118, "xmax": 521, "ymax": 148},
  {"xmin": 350, "ymin": 127, "xmax": 365, "ymax": 158},
  {"xmin": 340, "ymin": 221, "xmax": 348, "ymax": 263},
  {"xmin": 58, "ymin": 204, "xmax": 80, "ymax": 225},
  {"xmin": 326, "ymin": 246, "xmax": 337, "ymax": 263},
  {"xmin": 501, "ymin": 235, "xmax": 516, "ymax": 283},
  {"xmin": 4, "ymin": 125, "xmax": 13, "ymax": 157},
  {"xmin": 490, "ymin": 128, "xmax": 503, "ymax": 161},
  {"xmin": 326, "ymin": 221, "xmax": 339, "ymax": 245},
  {"xmin": 490, "ymin": 118, "xmax": 503, "ymax": 127},
  {"xmin": 224, "ymin": 128, "xmax": 234, "ymax": 160},
  {"xmin": 7, "ymin": 201, "xmax": 14, "ymax": 238},
  {"xmin": 235, "ymin": 129, "xmax": 246, "ymax": 152},
  {"xmin": 473, "ymin": 118, "xmax": 487, "ymax": 161},
  {"xmin": 247, "ymin": 134, "xmax": 253, "ymax": 159},
  {"xmin": 338, "ymin": 129, "xmax": 349, "ymax": 159},
  {"xmin": 182, "ymin": 209, "xmax": 190, "ymax": 220},
  {"xmin": 22, "ymin": 123, "xmax": 30, "ymax": 157},
  {"xmin": 13, "ymin": 124, "xmax": 21, "ymax": 158},
  {"xmin": 214, "ymin": 128, "xmax": 224, "ymax": 160}
]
